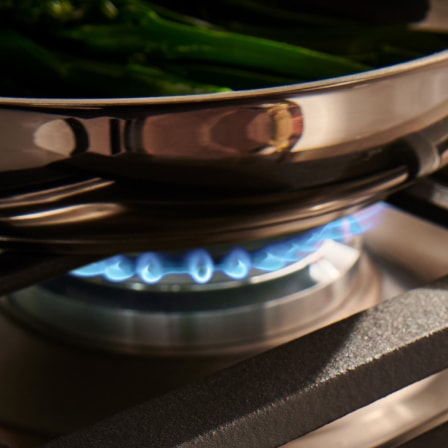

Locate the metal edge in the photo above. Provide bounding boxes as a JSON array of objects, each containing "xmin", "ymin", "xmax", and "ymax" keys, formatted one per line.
[{"xmin": 0, "ymin": 51, "xmax": 447, "ymax": 109}]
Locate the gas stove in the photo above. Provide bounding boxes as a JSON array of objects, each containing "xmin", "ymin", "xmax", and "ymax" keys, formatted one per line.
[
  {"xmin": 0, "ymin": 184, "xmax": 447, "ymax": 447},
  {"xmin": 0, "ymin": 10, "xmax": 447, "ymax": 444}
]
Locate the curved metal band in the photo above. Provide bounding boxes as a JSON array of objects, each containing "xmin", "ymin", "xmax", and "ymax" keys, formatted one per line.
[
  {"xmin": 0, "ymin": 166, "xmax": 407, "ymax": 254},
  {"xmin": 0, "ymin": 51, "xmax": 447, "ymax": 174},
  {"xmin": 0, "ymin": 52, "xmax": 447, "ymax": 251}
]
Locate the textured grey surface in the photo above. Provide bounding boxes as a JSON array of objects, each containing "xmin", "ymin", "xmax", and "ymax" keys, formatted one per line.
[{"xmin": 41, "ymin": 277, "xmax": 448, "ymax": 448}]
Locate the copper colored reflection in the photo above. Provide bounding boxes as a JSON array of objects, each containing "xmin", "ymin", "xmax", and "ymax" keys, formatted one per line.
[{"xmin": 141, "ymin": 101, "xmax": 303, "ymax": 158}]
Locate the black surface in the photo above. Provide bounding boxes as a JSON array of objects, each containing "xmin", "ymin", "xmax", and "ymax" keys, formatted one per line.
[
  {"xmin": 278, "ymin": 0, "xmax": 430, "ymax": 24},
  {"xmin": 0, "ymin": 251, "xmax": 98, "ymax": 296},
  {"xmin": 41, "ymin": 276, "xmax": 448, "ymax": 448},
  {"xmin": 398, "ymin": 421, "xmax": 448, "ymax": 447},
  {"xmin": 389, "ymin": 171, "xmax": 448, "ymax": 228},
  {"xmin": 154, "ymin": 0, "xmax": 430, "ymax": 25}
]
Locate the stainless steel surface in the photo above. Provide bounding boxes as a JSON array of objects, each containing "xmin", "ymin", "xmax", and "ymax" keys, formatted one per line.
[
  {"xmin": 0, "ymin": 21, "xmax": 446, "ymax": 178},
  {"xmin": 365, "ymin": 204, "xmax": 448, "ymax": 281},
  {"xmin": 1, "ymin": 49, "xmax": 447, "ymax": 253},
  {"xmin": 1, "ymin": 51, "xmax": 447, "ymax": 170},
  {"xmin": 0, "ymin": 167, "xmax": 409, "ymax": 254}
]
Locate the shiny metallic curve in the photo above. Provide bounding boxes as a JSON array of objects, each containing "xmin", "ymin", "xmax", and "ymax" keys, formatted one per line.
[
  {"xmin": 1, "ymin": 51, "xmax": 447, "ymax": 169},
  {"xmin": 0, "ymin": 51, "xmax": 447, "ymax": 251},
  {"xmin": 0, "ymin": 167, "xmax": 406, "ymax": 254}
]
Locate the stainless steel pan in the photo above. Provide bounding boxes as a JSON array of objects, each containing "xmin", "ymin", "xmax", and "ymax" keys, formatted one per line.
[{"xmin": 0, "ymin": 50, "xmax": 447, "ymax": 254}]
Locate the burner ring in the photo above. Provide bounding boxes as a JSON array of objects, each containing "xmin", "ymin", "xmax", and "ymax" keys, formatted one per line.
[{"xmin": 3, "ymin": 238, "xmax": 380, "ymax": 356}]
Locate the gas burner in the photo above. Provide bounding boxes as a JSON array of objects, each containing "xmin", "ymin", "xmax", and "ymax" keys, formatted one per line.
[
  {"xmin": 0, "ymin": 203, "xmax": 446, "ymax": 443},
  {"xmin": 70, "ymin": 203, "xmax": 383, "ymax": 288},
  {"xmin": 3, "ymin": 205, "xmax": 384, "ymax": 356}
]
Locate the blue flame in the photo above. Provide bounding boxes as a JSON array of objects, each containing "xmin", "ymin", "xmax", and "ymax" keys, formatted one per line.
[
  {"xmin": 103, "ymin": 255, "xmax": 135, "ymax": 282},
  {"xmin": 251, "ymin": 249, "xmax": 288, "ymax": 271},
  {"xmin": 221, "ymin": 248, "xmax": 251, "ymax": 280},
  {"xmin": 136, "ymin": 253, "xmax": 163, "ymax": 284},
  {"xmin": 73, "ymin": 260, "xmax": 108, "ymax": 277},
  {"xmin": 186, "ymin": 249, "xmax": 214, "ymax": 284},
  {"xmin": 71, "ymin": 203, "xmax": 385, "ymax": 284}
]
